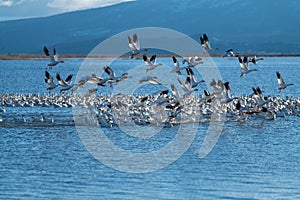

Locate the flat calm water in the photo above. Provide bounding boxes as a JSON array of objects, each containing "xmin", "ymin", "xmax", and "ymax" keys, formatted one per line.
[{"xmin": 0, "ymin": 57, "xmax": 300, "ymax": 199}]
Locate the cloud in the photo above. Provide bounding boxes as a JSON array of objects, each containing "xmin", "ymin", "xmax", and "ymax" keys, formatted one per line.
[
  {"xmin": 0, "ymin": 0, "xmax": 33, "ymax": 7},
  {"xmin": 0, "ymin": 0, "xmax": 13, "ymax": 6},
  {"xmin": 47, "ymin": 0, "xmax": 134, "ymax": 11}
]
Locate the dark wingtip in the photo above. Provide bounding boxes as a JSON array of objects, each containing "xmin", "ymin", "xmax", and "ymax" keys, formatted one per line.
[
  {"xmin": 56, "ymin": 73, "xmax": 61, "ymax": 80},
  {"xmin": 204, "ymin": 90, "xmax": 210, "ymax": 96},
  {"xmin": 142, "ymin": 54, "xmax": 147, "ymax": 61},
  {"xmin": 276, "ymin": 71, "xmax": 280, "ymax": 78},
  {"xmin": 238, "ymin": 57, "xmax": 242, "ymax": 63},
  {"xmin": 172, "ymin": 56, "xmax": 177, "ymax": 63}
]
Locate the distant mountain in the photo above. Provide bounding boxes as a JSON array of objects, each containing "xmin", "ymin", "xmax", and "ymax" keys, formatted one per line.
[{"xmin": 0, "ymin": 0, "xmax": 299, "ymax": 54}]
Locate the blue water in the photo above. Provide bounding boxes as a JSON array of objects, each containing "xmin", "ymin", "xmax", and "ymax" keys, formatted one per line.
[{"xmin": 0, "ymin": 57, "xmax": 300, "ymax": 199}]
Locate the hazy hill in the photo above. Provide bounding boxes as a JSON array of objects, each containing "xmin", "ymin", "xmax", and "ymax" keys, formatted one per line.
[{"xmin": 0, "ymin": 0, "xmax": 299, "ymax": 54}]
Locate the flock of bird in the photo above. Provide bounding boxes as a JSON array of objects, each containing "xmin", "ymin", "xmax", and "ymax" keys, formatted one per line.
[{"xmin": 0, "ymin": 33, "xmax": 298, "ymax": 127}]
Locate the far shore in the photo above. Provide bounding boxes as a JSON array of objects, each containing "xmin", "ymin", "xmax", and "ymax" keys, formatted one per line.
[{"xmin": 1, "ymin": 53, "xmax": 300, "ymax": 60}]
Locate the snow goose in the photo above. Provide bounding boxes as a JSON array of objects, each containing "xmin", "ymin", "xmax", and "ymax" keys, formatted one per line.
[
  {"xmin": 276, "ymin": 71, "xmax": 293, "ymax": 92},
  {"xmin": 128, "ymin": 33, "xmax": 147, "ymax": 59},
  {"xmin": 56, "ymin": 73, "xmax": 74, "ymax": 93},
  {"xmin": 139, "ymin": 76, "xmax": 161, "ymax": 85},
  {"xmin": 143, "ymin": 54, "xmax": 162, "ymax": 73},
  {"xmin": 43, "ymin": 46, "xmax": 64, "ymax": 68},
  {"xmin": 186, "ymin": 67, "xmax": 205, "ymax": 88},
  {"xmin": 45, "ymin": 71, "xmax": 58, "ymax": 93},
  {"xmin": 238, "ymin": 56, "xmax": 257, "ymax": 77}
]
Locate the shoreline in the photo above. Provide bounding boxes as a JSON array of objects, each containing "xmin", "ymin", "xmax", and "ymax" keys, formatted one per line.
[{"xmin": 1, "ymin": 53, "xmax": 300, "ymax": 60}]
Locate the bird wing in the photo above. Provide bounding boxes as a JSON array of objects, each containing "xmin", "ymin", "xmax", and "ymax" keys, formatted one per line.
[
  {"xmin": 128, "ymin": 36, "xmax": 137, "ymax": 51},
  {"xmin": 172, "ymin": 56, "xmax": 180, "ymax": 69},
  {"xmin": 104, "ymin": 66, "xmax": 115, "ymax": 79},
  {"xmin": 203, "ymin": 33, "xmax": 209, "ymax": 42},
  {"xmin": 143, "ymin": 55, "xmax": 152, "ymax": 66},
  {"xmin": 132, "ymin": 34, "xmax": 140, "ymax": 51},
  {"xmin": 177, "ymin": 78, "xmax": 189, "ymax": 92},
  {"xmin": 43, "ymin": 46, "xmax": 50, "ymax": 56},
  {"xmin": 200, "ymin": 36, "xmax": 204, "ymax": 45},
  {"xmin": 238, "ymin": 57, "xmax": 248, "ymax": 71},
  {"xmin": 45, "ymin": 71, "xmax": 53, "ymax": 80},
  {"xmin": 45, "ymin": 71, "xmax": 56, "ymax": 86},
  {"xmin": 149, "ymin": 55, "xmax": 156, "ymax": 64},
  {"xmin": 56, "ymin": 73, "xmax": 68, "ymax": 86},
  {"xmin": 53, "ymin": 48, "xmax": 59, "ymax": 61},
  {"xmin": 171, "ymin": 84, "xmax": 180, "ymax": 98},
  {"xmin": 65, "ymin": 74, "xmax": 73, "ymax": 85},
  {"xmin": 276, "ymin": 71, "xmax": 285, "ymax": 85},
  {"xmin": 243, "ymin": 56, "xmax": 248, "ymax": 64}
]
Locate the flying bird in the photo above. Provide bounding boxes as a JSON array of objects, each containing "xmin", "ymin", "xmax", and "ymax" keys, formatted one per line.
[
  {"xmin": 200, "ymin": 33, "xmax": 212, "ymax": 52},
  {"xmin": 44, "ymin": 71, "xmax": 58, "ymax": 93},
  {"xmin": 143, "ymin": 54, "xmax": 162, "ymax": 73},
  {"xmin": 171, "ymin": 56, "xmax": 189, "ymax": 75},
  {"xmin": 103, "ymin": 66, "xmax": 131, "ymax": 87},
  {"xmin": 223, "ymin": 49, "xmax": 239, "ymax": 57},
  {"xmin": 186, "ymin": 67, "xmax": 205, "ymax": 88},
  {"xmin": 276, "ymin": 71, "xmax": 293, "ymax": 92},
  {"xmin": 139, "ymin": 76, "xmax": 161, "ymax": 85},
  {"xmin": 128, "ymin": 33, "xmax": 147, "ymax": 59},
  {"xmin": 238, "ymin": 56, "xmax": 257, "ymax": 77},
  {"xmin": 248, "ymin": 56, "xmax": 264, "ymax": 64},
  {"xmin": 182, "ymin": 56, "xmax": 203, "ymax": 67},
  {"xmin": 56, "ymin": 73, "xmax": 74, "ymax": 93},
  {"xmin": 43, "ymin": 46, "xmax": 64, "ymax": 68}
]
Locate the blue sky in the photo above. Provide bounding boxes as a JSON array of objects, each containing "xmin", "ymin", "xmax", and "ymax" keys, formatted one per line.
[{"xmin": 0, "ymin": 0, "xmax": 134, "ymax": 21}]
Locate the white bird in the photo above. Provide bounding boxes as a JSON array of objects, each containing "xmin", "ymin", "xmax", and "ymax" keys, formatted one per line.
[
  {"xmin": 221, "ymin": 82, "xmax": 237, "ymax": 103},
  {"xmin": 171, "ymin": 56, "xmax": 183, "ymax": 75},
  {"xmin": 200, "ymin": 33, "xmax": 212, "ymax": 52},
  {"xmin": 182, "ymin": 56, "xmax": 203, "ymax": 67},
  {"xmin": 103, "ymin": 66, "xmax": 130, "ymax": 87},
  {"xmin": 171, "ymin": 84, "xmax": 180, "ymax": 100},
  {"xmin": 252, "ymin": 87, "xmax": 268, "ymax": 106},
  {"xmin": 128, "ymin": 34, "xmax": 147, "ymax": 59},
  {"xmin": 223, "ymin": 49, "xmax": 239, "ymax": 57},
  {"xmin": 186, "ymin": 67, "xmax": 205, "ymax": 88},
  {"xmin": 45, "ymin": 71, "xmax": 58, "ymax": 92},
  {"xmin": 248, "ymin": 56, "xmax": 264, "ymax": 64},
  {"xmin": 276, "ymin": 71, "xmax": 293, "ymax": 92},
  {"xmin": 86, "ymin": 73, "xmax": 107, "ymax": 86},
  {"xmin": 43, "ymin": 46, "xmax": 64, "ymax": 68},
  {"xmin": 177, "ymin": 77, "xmax": 198, "ymax": 97},
  {"xmin": 56, "ymin": 73, "xmax": 74, "ymax": 93},
  {"xmin": 238, "ymin": 56, "xmax": 257, "ymax": 77},
  {"xmin": 139, "ymin": 76, "xmax": 161, "ymax": 85},
  {"xmin": 143, "ymin": 54, "xmax": 162, "ymax": 73},
  {"xmin": 203, "ymin": 90, "xmax": 214, "ymax": 103}
]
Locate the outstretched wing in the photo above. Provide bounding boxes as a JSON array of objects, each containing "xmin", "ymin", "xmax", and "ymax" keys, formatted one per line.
[
  {"xmin": 238, "ymin": 57, "xmax": 248, "ymax": 71},
  {"xmin": 43, "ymin": 46, "xmax": 50, "ymax": 56},
  {"xmin": 149, "ymin": 54, "xmax": 156, "ymax": 64},
  {"xmin": 65, "ymin": 74, "xmax": 73, "ymax": 85},
  {"xmin": 203, "ymin": 33, "xmax": 209, "ymax": 42},
  {"xmin": 132, "ymin": 34, "xmax": 140, "ymax": 51},
  {"xmin": 56, "ymin": 73, "xmax": 68, "ymax": 86},
  {"xmin": 200, "ymin": 36, "xmax": 204, "ymax": 45},
  {"xmin": 104, "ymin": 66, "xmax": 115, "ymax": 79},
  {"xmin": 276, "ymin": 71, "xmax": 285, "ymax": 85}
]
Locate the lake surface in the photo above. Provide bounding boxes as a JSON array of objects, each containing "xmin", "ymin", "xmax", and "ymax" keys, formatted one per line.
[{"xmin": 0, "ymin": 57, "xmax": 299, "ymax": 199}]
